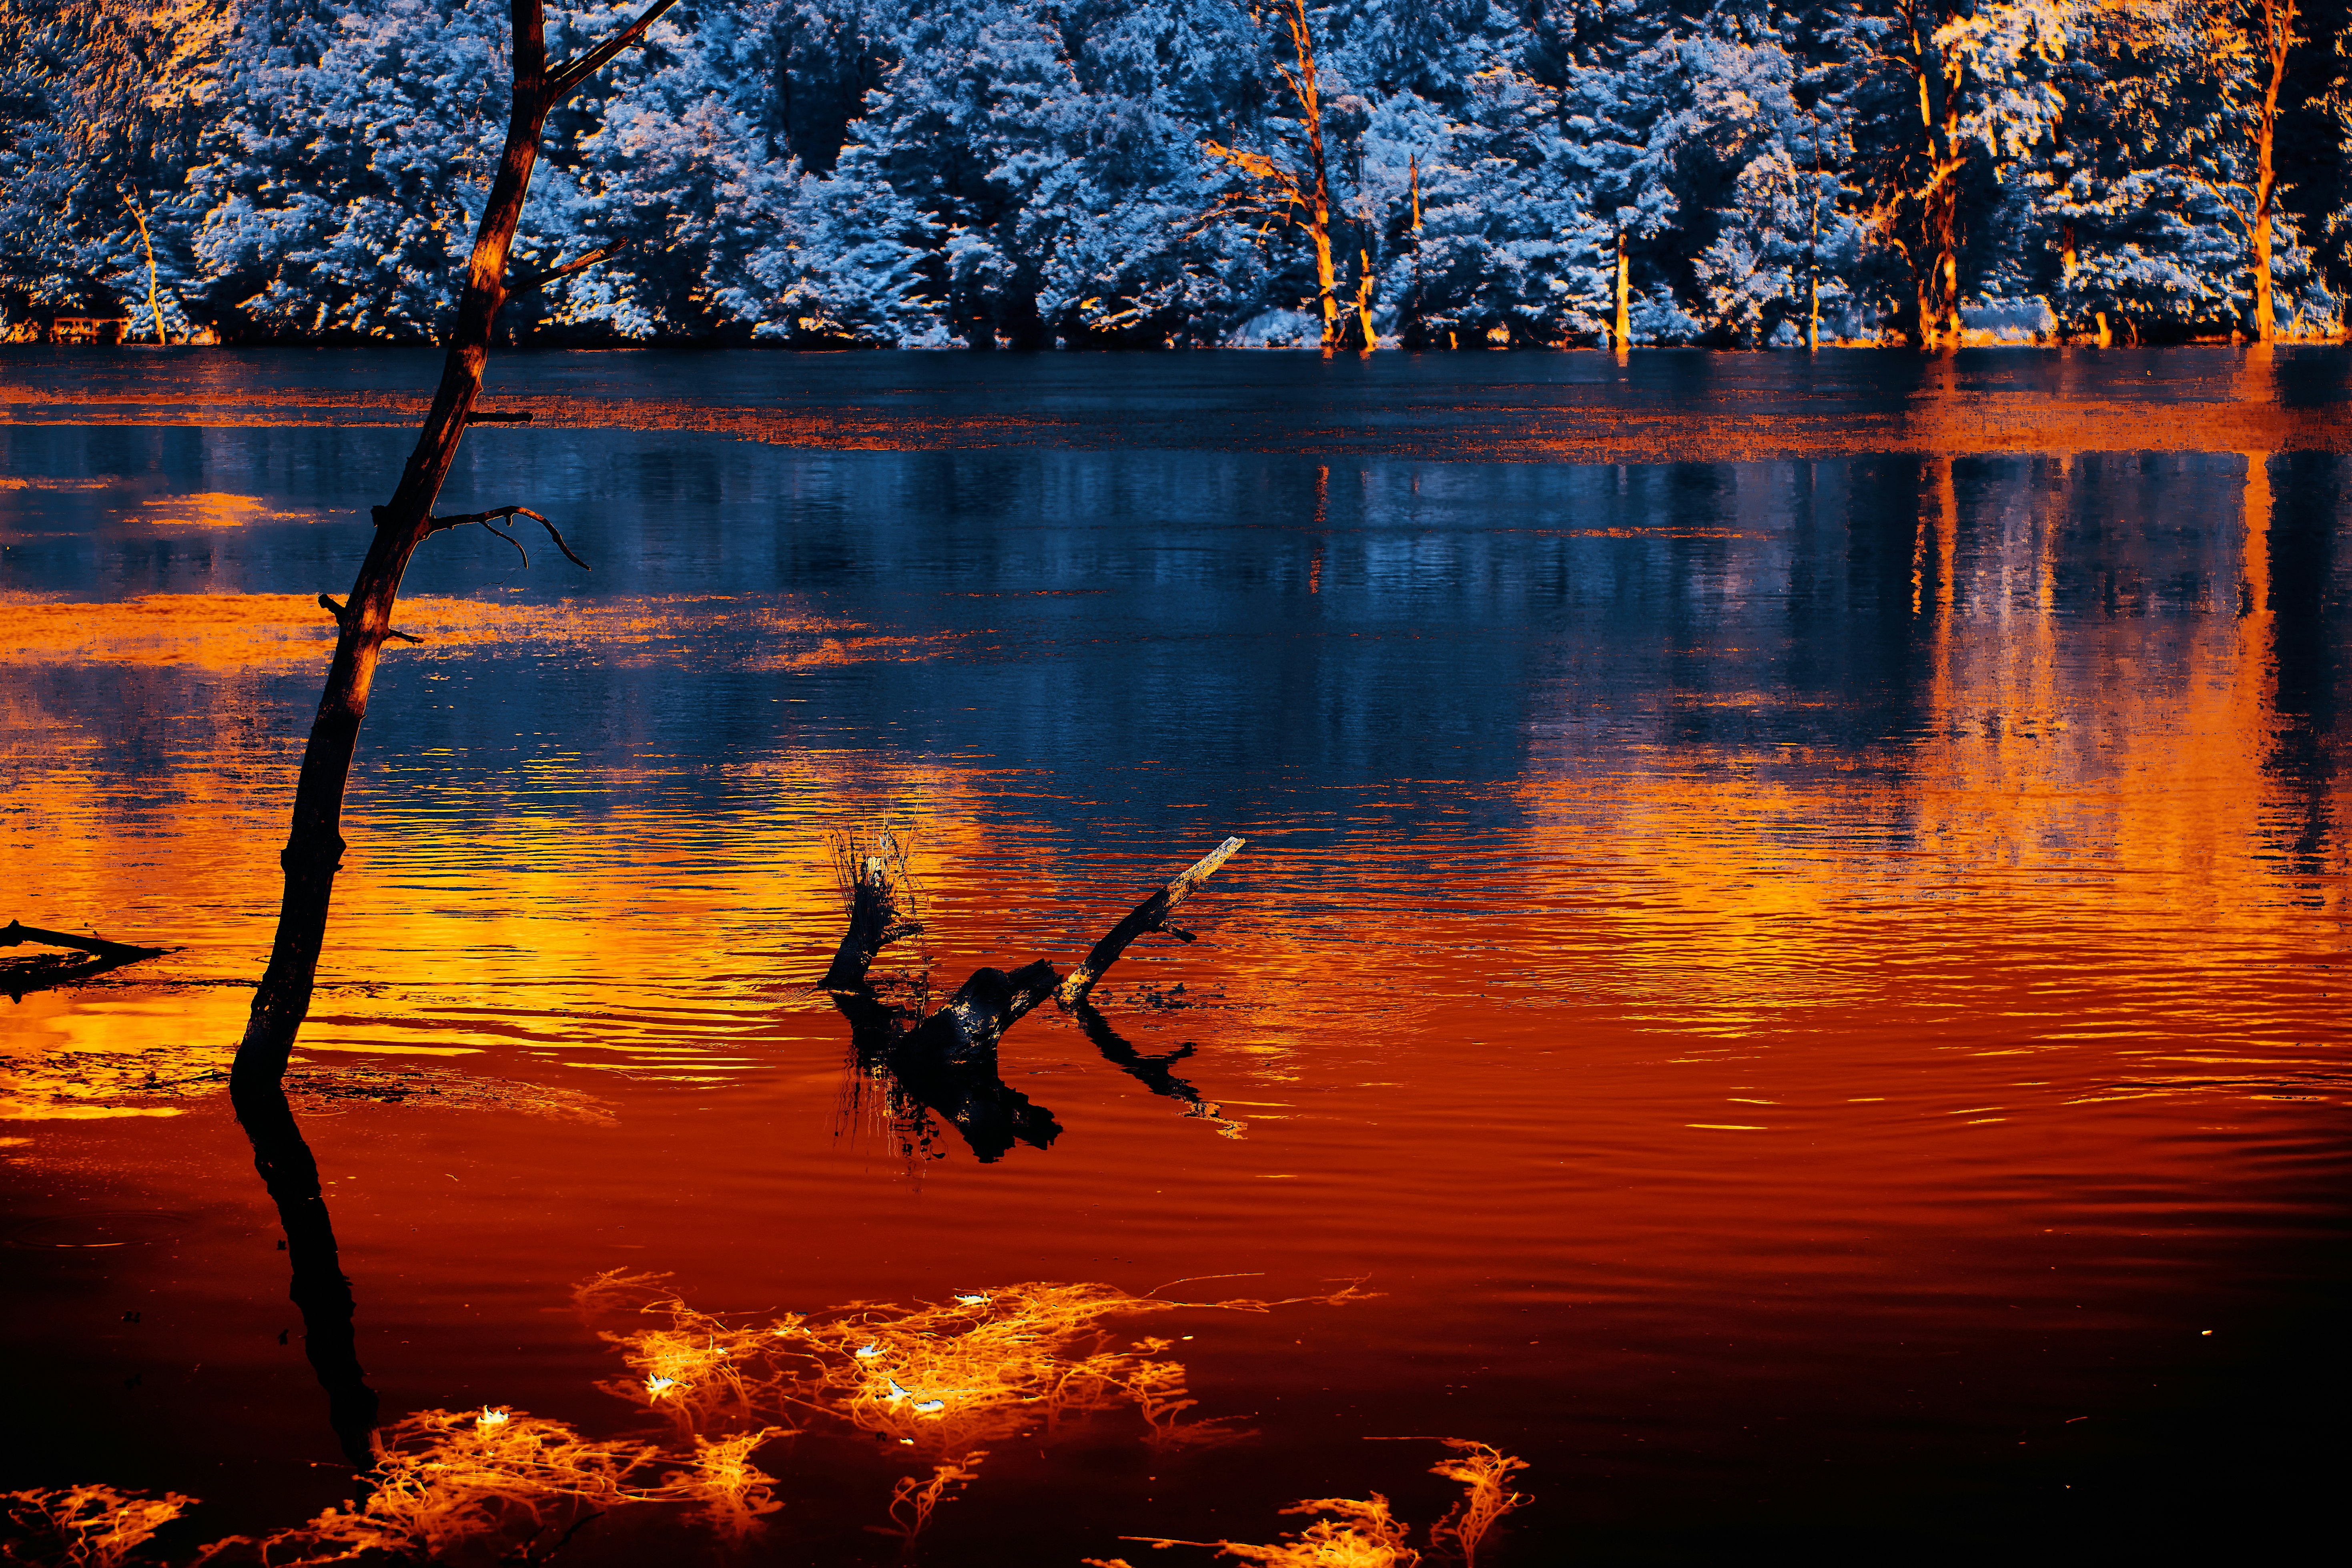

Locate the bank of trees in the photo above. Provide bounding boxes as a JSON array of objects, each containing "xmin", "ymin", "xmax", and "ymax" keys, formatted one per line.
[{"xmin": 2, "ymin": 0, "xmax": 2347, "ymax": 348}]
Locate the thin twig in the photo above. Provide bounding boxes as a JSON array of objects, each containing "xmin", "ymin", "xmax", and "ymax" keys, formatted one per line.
[
  {"xmin": 428, "ymin": 505, "xmax": 590, "ymax": 570},
  {"xmin": 551, "ymin": 0, "xmax": 683, "ymax": 96},
  {"xmin": 480, "ymin": 515, "xmax": 530, "ymax": 565},
  {"xmin": 507, "ymin": 241, "xmax": 635, "ymax": 296}
]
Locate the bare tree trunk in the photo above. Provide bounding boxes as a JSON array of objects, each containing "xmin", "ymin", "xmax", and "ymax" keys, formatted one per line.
[
  {"xmin": 230, "ymin": 0, "xmax": 677, "ymax": 1106},
  {"xmin": 1615, "ymin": 231, "xmax": 1631, "ymax": 350},
  {"xmin": 120, "ymin": 189, "xmax": 165, "ymax": 343},
  {"xmin": 1276, "ymin": 0, "xmax": 1342, "ymax": 353},
  {"xmin": 2250, "ymin": 0, "xmax": 2296, "ymax": 343}
]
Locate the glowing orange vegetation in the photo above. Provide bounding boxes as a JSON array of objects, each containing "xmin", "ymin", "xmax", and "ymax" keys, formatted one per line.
[
  {"xmin": 191, "ymin": 1408, "xmax": 786, "ymax": 1564},
  {"xmin": 1102, "ymin": 1442, "xmax": 1528, "ymax": 1568},
  {"xmin": 579, "ymin": 1273, "xmax": 1368, "ymax": 1460},
  {"xmin": 1, "ymin": 1484, "xmax": 193, "ymax": 1568}
]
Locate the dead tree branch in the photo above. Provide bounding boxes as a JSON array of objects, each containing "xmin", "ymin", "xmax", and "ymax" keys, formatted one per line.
[
  {"xmin": 422, "ymin": 505, "xmax": 591, "ymax": 570},
  {"xmin": 506, "ymin": 241, "xmax": 634, "ymax": 296},
  {"xmin": 816, "ymin": 838, "xmax": 1247, "ymax": 1158},
  {"xmin": 1056, "ymin": 837, "xmax": 1245, "ymax": 1008},
  {"xmin": 551, "ymin": 0, "xmax": 683, "ymax": 96},
  {"xmin": 3, "ymin": 919, "xmax": 163, "ymax": 963}
]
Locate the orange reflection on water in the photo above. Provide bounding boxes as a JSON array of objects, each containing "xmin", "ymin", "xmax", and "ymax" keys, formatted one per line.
[{"xmin": 0, "ymin": 593, "xmax": 946, "ymax": 671}]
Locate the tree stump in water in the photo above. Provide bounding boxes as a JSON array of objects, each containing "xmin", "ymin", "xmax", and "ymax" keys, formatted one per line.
[{"xmin": 820, "ymin": 836, "xmax": 1247, "ymax": 1160}]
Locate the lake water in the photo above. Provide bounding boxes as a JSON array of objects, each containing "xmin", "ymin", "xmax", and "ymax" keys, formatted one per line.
[{"xmin": 2, "ymin": 347, "xmax": 2347, "ymax": 1563}]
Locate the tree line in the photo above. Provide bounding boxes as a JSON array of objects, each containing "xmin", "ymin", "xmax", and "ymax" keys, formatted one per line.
[{"xmin": 2, "ymin": 0, "xmax": 2348, "ymax": 350}]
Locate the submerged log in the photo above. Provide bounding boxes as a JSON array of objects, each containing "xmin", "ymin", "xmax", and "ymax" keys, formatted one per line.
[
  {"xmin": 2, "ymin": 920, "xmax": 166, "ymax": 1000},
  {"xmin": 903, "ymin": 960, "xmax": 1062, "ymax": 1069},
  {"xmin": 2, "ymin": 919, "xmax": 164, "ymax": 963}
]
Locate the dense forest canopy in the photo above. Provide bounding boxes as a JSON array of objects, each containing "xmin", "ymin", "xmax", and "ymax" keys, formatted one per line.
[{"xmin": 2, "ymin": 0, "xmax": 2348, "ymax": 347}]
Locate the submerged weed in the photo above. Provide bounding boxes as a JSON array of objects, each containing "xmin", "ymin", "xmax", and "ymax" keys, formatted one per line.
[
  {"xmin": 871, "ymin": 1454, "xmax": 986, "ymax": 1551},
  {"xmin": 1108, "ymin": 1438, "xmax": 1528, "ymax": 1568},
  {"xmin": 577, "ymin": 1273, "xmax": 1368, "ymax": 1458},
  {"xmin": 578, "ymin": 1271, "xmax": 1371, "ymax": 1536},
  {"xmin": 194, "ymin": 1407, "xmax": 663, "ymax": 1565},
  {"xmin": 1424, "ymin": 1441, "xmax": 1528, "ymax": 1568},
  {"xmin": 1, "ymin": 1485, "xmax": 192, "ymax": 1568}
]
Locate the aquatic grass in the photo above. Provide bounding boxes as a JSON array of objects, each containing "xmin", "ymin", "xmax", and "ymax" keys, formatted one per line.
[
  {"xmin": 38, "ymin": 1412, "xmax": 783, "ymax": 1567},
  {"xmin": 194, "ymin": 1407, "xmax": 665, "ymax": 1565},
  {"xmin": 871, "ymin": 1455, "xmax": 986, "ymax": 1552},
  {"xmin": 1, "ymin": 1485, "xmax": 193, "ymax": 1568},
  {"xmin": 1424, "ymin": 1441, "xmax": 1528, "ymax": 1568},
  {"xmin": 18, "ymin": 1275, "xmax": 1375, "ymax": 1564},
  {"xmin": 1103, "ymin": 1438, "xmax": 1528, "ymax": 1568},
  {"xmin": 1108, "ymin": 1496, "xmax": 1419, "ymax": 1568},
  {"xmin": 668, "ymin": 1430, "xmax": 788, "ymax": 1542},
  {"xmin": 577, "ymin": 1273, "xmax": 1366, "ymax": 1458}
]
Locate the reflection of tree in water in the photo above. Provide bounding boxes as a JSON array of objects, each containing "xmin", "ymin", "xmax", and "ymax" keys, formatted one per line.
[
  {"xmin": 821, "ymin": 829, "xmax": 1248, "ymax": 1163},
  {"xmin": 231, "ymin": 1079, "xmax": 380, "ymax": 1473},
  {"xmin": 1074, "ymin": 999, "xmax": 1247, "ymax": 1140}
]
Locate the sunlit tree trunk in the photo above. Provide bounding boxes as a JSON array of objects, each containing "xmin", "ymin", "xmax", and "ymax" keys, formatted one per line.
[
  {"xmin": 1276, "ymin": 0, "xmax": 1342, "ymax": 351},
  {"xmin": 231, "ymin": 0, "xmax": 676, "ymax": 1101},
  {"xmin": 1913, "ymin": 2, "xmax": 1965, "ymax": 348},
  {"xmin": 1615, "ymin": 230, "xmax": 1632, "ymax": 348},
  {"xmin": 120, "ymin": 188, "xmax": 166, "ymax": 343},
  {"xmin": 2248, "ymin": 0, "xmax": 2296, "ymax": 342}
]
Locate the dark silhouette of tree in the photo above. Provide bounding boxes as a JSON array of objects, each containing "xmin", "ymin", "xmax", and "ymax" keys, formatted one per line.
[{"xmin": 231, "ymin": 0, "xmax": 677, "ymax": 1097}]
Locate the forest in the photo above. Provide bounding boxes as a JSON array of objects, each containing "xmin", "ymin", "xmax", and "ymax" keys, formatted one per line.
[{"xmin": 2, "ymin": 0, "xmax": 2348, "ymax": 350}]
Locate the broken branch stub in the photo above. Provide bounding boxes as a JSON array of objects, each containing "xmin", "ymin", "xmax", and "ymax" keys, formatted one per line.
[
  {"xmin": 821, "ymin": 832, "xmax": 921, "ymax": 992},
  {"xmin": 1055, "ymin": 838, "xmax": 1246, "ymax": 1009}
]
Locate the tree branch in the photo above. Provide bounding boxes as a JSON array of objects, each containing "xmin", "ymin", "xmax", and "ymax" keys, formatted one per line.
[
  {"xmin": 550, "ymin": 0, "xmax": 683, "ymax": 98},
  {"xmin": 506, "ymin": 241, "xmax": 635, "ymax": 296},
  {"xmin": 426, "ymin": 505, "xmax": 591, "ymax": 569},
  {"xmin": 1057, "ymin": 838, "xmax": 1245, "ymax": 1009},
  {"xmin": 2, "ymin": 919, "xmax": 162, "ymax": 963}
]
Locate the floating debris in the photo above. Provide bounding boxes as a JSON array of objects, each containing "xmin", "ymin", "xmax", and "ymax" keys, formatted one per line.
[{"xmin": 0, "ymin": 1046, "xmax": 613, "ymax": 1125}]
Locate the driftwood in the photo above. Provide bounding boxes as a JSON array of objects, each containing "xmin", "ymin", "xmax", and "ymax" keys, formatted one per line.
[
  {"xmin": 2, "ymin": 920, "xmax": 164, "ymax": 999},
  {"xmin": 820, "ymin": 837, "xmax": 1246, "ymax": 1159}
]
